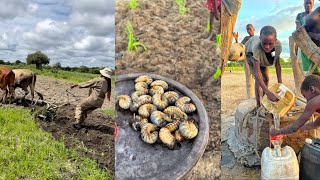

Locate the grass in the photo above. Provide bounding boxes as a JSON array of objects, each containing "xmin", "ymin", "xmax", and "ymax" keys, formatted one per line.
[
  {"xmin": 126, "ymin": 21, "xmax": 147, "ymax": 52},
  {"xmin": 98, "ymin": 108, "xmax": 116, "ymax": 118},
  {"xmin": 175, "ymin": 0, "xmax": 188, "ymax": 14},
  {"xmin": 0, "ymin": 107, "xmax": 111, "ymax": 179},
  {"xmin": 2, "ymin": 64, "xmax": 115, "ymax": 85},
  {"xmin": 129, "ymin": 0, "xmax": 137, "ymax": 9},
  {"xmin": 226, "ymin": 66, "xmax": 294, "ymax": 74}
]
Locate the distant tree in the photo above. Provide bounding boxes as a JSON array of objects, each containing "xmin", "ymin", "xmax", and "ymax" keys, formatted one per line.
[
  {"xmin": 53, "ymin": 62, "xmax": 62, "ymax": 69},
  {"xmin": 64, "ymin": 66, "xmax": 71, "ymax": 71},
  {"xmin": 26, "ymin": 51, "xmax": 50, "ymax": 70},
  {"xmin": 15, "ymin": 60, "xmax": 22, "ymax": 64},
  {"xmin": 5, "ymin": 61, "xmax": 12, "ymax": 65},
  {"xmin": 78, "ymin": 65, "xmax": 89, "ymax": 73},
  {"xmin": 89, "ymin": 67, "xmax": 100, "ymax": 74},
  {"xmin": 0, "ymin": 60, "xmax": 5, "ymax": 64}
]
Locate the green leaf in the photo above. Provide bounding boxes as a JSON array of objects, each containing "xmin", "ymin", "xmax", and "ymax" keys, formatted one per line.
[
  {"xmin": 216, "ymin": 34, "xmax": 222, "ymax": 47},
  {"xmin": 126, "ymin": 20, "xmax": 147, "ymax": 52},
  {"xmin": 129, "ymin": 0, "xmax": 137, "ymax": 10},
  {"xmin": 214, "ymin": 67, "xmax": 221, "ymax": 79}
]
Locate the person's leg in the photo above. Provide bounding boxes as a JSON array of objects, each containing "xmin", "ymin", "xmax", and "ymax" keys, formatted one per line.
[
  {"xmin": 74, "ymin": 101, "xmax": 94, "ymax": 125},
  {"xmin": 207, "ymin": 12, "xmax": 215, "ymax": 40},
  {"xmin": 74, "ymin": 103, "xmax": 84, "ymax": 125},
  {"xmin": 244, "ymin": 58, "xmax": 254, "ymax": 98}
]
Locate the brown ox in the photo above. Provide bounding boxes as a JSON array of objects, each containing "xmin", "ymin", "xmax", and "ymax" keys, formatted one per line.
[
  {"xmin": 0, "ymin": 67, "xmax": 15, "ymax": 103},
  {"xmin": 13, "ymin": 69, "xmax": 43, "ymax": 100}
]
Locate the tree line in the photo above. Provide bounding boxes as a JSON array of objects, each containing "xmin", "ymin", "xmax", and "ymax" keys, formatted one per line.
[
  {"xmin": 0, "ymin": 51, "xmax": 113, "ymax": 75},
  {"xmin": 227, "ymin": 57, "xmax": 292, "ymax": 68}
]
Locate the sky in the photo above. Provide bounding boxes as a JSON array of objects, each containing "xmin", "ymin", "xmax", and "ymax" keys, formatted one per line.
[
  {"xmin": 235, "ymin": 0, "xmax": 320, "ymax": 60},
  {"xmin": 0, "ymin": 0, "xmax": 115, "ymax": 68}
]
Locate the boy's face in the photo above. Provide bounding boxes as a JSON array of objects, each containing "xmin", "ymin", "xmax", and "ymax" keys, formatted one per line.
[
  {"xmin": 260, "ymin": 34, "xmax": 276, "ymax": 53},
  {"xmin": 304, "ymin": 0, "xmax": 314, "ymax": 13},
  {"xmin": 246, "ymin": 26, "xmax": 254, "ymax": 36},
  {"xmin": 301, "ymin": 86, "xmax": 319, "ymax": 101}
]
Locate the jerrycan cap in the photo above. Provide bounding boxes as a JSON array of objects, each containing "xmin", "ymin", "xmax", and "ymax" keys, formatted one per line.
[{"xmin": 305, "ymin": 138, "xmax": 313, "ymax": 144}]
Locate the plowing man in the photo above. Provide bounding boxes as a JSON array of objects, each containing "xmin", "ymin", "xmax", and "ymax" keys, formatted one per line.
[
  {"xmin": 270, "ymin": 75, "xmax": 320, "ymax": 135},
  {"xmin": 70, "ymin": 67, "xmax": 112, "ymax": 128}
]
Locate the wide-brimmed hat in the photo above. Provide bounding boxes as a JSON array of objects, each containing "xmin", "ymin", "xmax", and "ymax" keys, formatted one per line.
[{"xmin": 99, "ymin": 67, "xmax": 112, "ymax": 78}]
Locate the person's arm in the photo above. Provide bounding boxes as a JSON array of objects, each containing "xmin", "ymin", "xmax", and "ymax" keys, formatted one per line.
[
  {"xmin": 270, "ymin": 101, "xmax": 317, "ymax": 136},
  {"xmin": 275, "ymin": 56, "xmax": 282, "ymax": 83},
  {"xmin": 299, "ymin": 116, "xmax": 320, "ymax": 131},
  {"xmin": 253, "ymin": 58, "xmax": 279, "ymax": 102},
  {"xmin": 78, "ymin": 78, "xmax": 98, "ymax": 88}
]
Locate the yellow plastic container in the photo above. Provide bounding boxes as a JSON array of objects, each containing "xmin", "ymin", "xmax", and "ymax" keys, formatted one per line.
[{"xmin": 261, "ymin": 83, "xmax": 295, "ymax": 118}]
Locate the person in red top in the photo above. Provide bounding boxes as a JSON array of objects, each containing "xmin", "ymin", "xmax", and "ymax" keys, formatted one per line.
[{"xmin": 206, "ymin": 0, "xmax": 221, "ymax": 40}]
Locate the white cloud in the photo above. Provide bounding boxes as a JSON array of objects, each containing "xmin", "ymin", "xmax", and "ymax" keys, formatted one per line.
[{"xmin": 0, "ymin": 0, "xmax": 115, "ymax": 67}]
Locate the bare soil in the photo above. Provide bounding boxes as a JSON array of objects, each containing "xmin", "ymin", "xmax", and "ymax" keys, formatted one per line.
[
  {"xmin": 116, "ymin": 0, "xmax": 221, "ymax": 178},
  {"xmin": 13, "ymin": 75, "xmax": 115, "ymax": 176},
  {"xmin": 221, "ymin": 71, "xmax": 295, "ymax": 179},
  {"xmin": 17, "ymin": 75, "xmax": 115, "ymax": 109}
]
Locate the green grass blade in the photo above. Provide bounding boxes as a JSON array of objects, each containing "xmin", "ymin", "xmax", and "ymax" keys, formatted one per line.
[
  {"xmin": 206, "ymin": 20, "xmax": 211, "ymax": 32},
  {"xmin": 216, "ymin": 34, "xmax": 222, "ymax": 48},
  {"xmin": 214, "ymin": 67, "xmax": 222, "ymax": 79}
]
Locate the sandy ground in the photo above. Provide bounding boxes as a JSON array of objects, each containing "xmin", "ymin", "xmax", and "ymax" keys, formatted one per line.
[{"xmin": 221, "ymin": 71, "xmax": 295, "ymax": 179}]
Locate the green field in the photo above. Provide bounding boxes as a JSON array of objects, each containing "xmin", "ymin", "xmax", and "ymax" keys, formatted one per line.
[
  {"xmin": 226, "ymin": 67, "xmax": 294, "ymax": 74},
  {"xmin": 0, "ymin": 107, "xmax": 111, "ymax": 179},
  {"xmin": 2, "ymin": 64, "xmax": 115, "ymax": 85}
]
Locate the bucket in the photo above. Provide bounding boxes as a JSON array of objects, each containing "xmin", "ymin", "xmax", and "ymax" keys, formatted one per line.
[
  {"xmin": 261, "ymin": 83, "xmax": 295, "ymax": 118},
  {"xmin": 261, "ymin": 146, "xmax": 299, "ymax": 180}
]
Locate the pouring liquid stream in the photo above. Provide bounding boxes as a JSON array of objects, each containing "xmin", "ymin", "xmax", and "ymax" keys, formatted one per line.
[{"xmin": 272, "ymin": 113, "xmax": 283, "ymax": 157}]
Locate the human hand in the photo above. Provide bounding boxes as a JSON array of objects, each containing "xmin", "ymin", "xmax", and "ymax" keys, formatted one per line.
[
  {"xmin": 270, "ymin": 125, "xmax": 278, "ymax": 136},
  {"xmin": 267, "ymin": 92, "xmax": 279, "ymax": 102},
  {"xmin": 233, "ymin": 32, "xmax": 239, "ymax": 43}
]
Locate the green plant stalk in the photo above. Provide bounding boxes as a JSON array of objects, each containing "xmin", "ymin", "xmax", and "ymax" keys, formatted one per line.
[
  {"xmin": 206, "ymin": 20, "xmax": 211, "ymax": 32},
  {"xmin": 175, "ymin": 0, "xmax": 188, "ymax": 15},
  {"xmin": 214, "ymin": 67, "xmax": 221, "ymax": 79},
  {"xmin": 126, "ymin": 21, "xmax": 147, "ymax": 52},
  {"xmin": 216, "ymin": 34, "xmax": 222, "ymax": 48}
]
